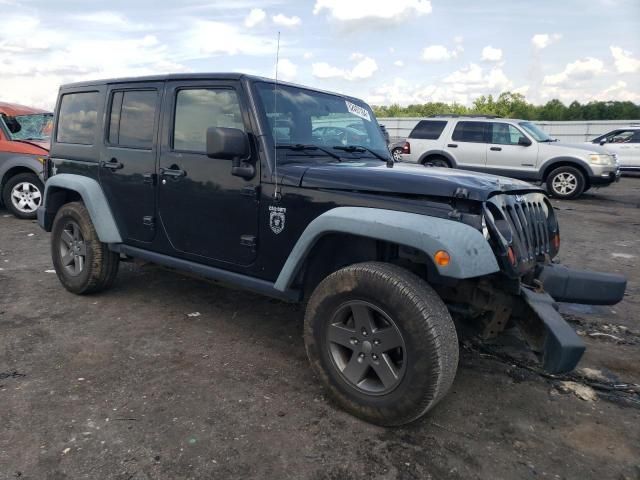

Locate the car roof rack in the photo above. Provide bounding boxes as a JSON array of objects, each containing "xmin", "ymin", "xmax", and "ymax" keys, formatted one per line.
[{"xmin": 428, "ymin": 114, "xmax": 501, "ymax": 119}]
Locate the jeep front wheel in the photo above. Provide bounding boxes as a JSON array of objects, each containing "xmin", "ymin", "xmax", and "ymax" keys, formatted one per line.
[
  {"xmin": 2, "ymin": 172, "xmax": 43, "ymax": 219},
  {"xmin": 51, "ymin": 202, "xmax": 120, "ymax": 294},
  {"xmin": 304, "ymin": 262, "xmax": 459, "ymax": 426},
  {"xmin": 546, "ymin": 166, "xmax": 585, "ymax": 199}
]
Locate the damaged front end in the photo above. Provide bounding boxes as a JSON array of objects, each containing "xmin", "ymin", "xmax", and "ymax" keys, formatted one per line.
[{"xmin": 443, "ymin": 191, "xmax": 627, "ymax": 374}]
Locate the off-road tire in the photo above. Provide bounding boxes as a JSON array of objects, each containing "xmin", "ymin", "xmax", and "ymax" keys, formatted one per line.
[
  {"xmin": 51, "ymin": 202, "xmax": 119, "ymax": 294},
  {"xmin": 546, "ymin": 166, "xmax": 585, "ymax": 199},
  {"xmin": 2, "ymin": 172, "xmax": 44, "ymax": 219},
  {"xmin": 423, "ymin": 156, "xmax": 450, "ymax": 168},
  {"xmin": 304, "ymin": 262, "xmax": 459, "ymax": 426}
]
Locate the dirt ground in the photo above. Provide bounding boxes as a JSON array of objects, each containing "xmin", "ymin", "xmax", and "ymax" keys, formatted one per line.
[{"xmin": 1, "ymin": 179, "xmax": 639, "ymax": 480}]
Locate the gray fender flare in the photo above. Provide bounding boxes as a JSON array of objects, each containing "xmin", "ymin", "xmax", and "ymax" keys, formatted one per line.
[
  {"xmin": 0, "ymin": 153, "xmax": 45, "ymax": 184},
  {"xmin": 42, "ymin": 174, "xmax": 122, "ymax": 243},
  {"xmin": 417, "ymin": 149, "xmax": 458, "ymax": 167},
  {"xmin": 540, "ymin": 157, "xmax": 593, "ymax": 179},
  {"xmin": 274, "ymin": 207, "xmax": 499, "ymax": 291}
]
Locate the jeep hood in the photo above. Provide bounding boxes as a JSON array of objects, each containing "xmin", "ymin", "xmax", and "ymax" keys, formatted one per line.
[{"xmin": 287, "ymin": 162, "xmax": 541, "ymax": 201}]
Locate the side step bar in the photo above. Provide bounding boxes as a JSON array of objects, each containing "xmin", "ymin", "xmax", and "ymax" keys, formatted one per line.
[{"xmin": 112, "ymin": 245, "xmax": 300, "ymax": 303}]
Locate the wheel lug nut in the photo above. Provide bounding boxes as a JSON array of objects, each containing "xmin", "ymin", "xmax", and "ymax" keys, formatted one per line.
[
  {"xmin": 372, "ymin": 354, "xmax": 378, "ymax": 361},
  {"xmin": 361, "ymin": 329, "xmax": 368, "ymax": 336},
  {"xmin": 373, "ymin": 339, "xmax": 380, "ymax": 345}
]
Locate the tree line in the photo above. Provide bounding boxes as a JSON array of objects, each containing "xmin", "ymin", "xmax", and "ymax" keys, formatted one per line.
[{"xmin": 372, "ymin": 92, "xmax": 640, "ymax": 120}]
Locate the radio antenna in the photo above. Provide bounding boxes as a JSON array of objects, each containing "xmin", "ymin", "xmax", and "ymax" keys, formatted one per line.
[{"xmin": 272, "ymin": 31, "xmax": 281, "ymax": 200}]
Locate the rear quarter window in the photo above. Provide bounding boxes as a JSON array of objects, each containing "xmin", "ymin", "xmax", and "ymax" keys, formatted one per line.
[
  {"xmin": 56, "ymin": 92, "xmax": 99, "ymax": 145},
  {"xmin": 451, "ymin": 121, "xmax": 489, "ymax": 143},
  {"xmin": 409, "ymin": 120, "xmax": 447, "ymax": 140}
]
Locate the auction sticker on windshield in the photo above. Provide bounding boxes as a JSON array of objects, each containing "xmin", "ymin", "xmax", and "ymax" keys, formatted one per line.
[{"xmin": 345, "ymin": 101, "xmax": 371, "ymax": 122}]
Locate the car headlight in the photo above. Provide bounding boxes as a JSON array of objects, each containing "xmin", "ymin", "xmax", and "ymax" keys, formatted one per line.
[{"xmin": 588, "ymin": 154, "xmax": 613, "ymax": 165}]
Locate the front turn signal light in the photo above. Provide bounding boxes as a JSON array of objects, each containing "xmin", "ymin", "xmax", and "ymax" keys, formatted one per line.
[
  {"xmin": 507, "ymin": 247, "xmax": 517, "ymax": 266},
  {"xmin": 553, "ymin": 234, "xmax": 560, "ymax": 251},
  {"xmin": 434, "ymin": 250, "xmax": 450, "ymax": 267}
]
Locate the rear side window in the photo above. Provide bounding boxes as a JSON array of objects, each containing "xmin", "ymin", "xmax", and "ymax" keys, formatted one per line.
[
  {"xmin": 173, "ymin": 89, "xmax": 245, "ymax": 153},
  {"xmin": 108, "ymin": 90, "xmax": 157, "ymax": 149},
  {"xmin": 56, "ymin": 92, "xmax": 99, "ymax": 145},
  {"xmin": 409, "ymin": 120, "xmax": 447, "ymax": 140},
  {"xmin": 451, "ymin": 121, "xmax": 488, "ymax": 143}
]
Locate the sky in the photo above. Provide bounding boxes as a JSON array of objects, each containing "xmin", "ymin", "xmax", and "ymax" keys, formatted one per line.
[{"xmin": 1, "ymin": 0, "xmax": 639, "ymax": 110}]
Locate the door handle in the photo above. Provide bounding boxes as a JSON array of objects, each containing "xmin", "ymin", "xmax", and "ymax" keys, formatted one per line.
[
  {"xmin": 447, "ymin": 144, "xmax": 458, "ymax": 148},
  {"xmin": 490, "ymin": 147, "xmax": 502, "ymax": 151},
  {"xmin": 159, "ymin": 166, "xmax": 187, "ymax": 178},
  {"xmin": 101, "ymin": 158, "xmax": 124, "ymax": 170}
]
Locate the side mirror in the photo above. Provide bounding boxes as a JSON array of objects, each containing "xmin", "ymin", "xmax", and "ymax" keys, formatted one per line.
[
  {"xmin": 518, "ymin": 136, "xmax": 532, "ymax": 147},
  {"xmin": 206, "ymin": 127, "xmax": 255, "ymax": 179},
  {"xmin": 599, "ymin": 139, "xmax": 606, "ymax": 146},
  {"xmin": 206, "ymin": 127, "xmax": 250, "ymax": 160}
]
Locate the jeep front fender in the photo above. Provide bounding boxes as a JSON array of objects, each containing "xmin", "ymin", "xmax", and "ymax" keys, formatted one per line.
[
  {"xmin": 38, "ymin": 173, "xmax": 122, "ymax": 243},
  {"xmin": 274, "ymin": 207, "xmax": 499, "ymax": 291}
]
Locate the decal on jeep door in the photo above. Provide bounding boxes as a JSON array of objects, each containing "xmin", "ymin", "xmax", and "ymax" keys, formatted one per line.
[{"xmin": 269, "ymin": 206, "xmax": 286, "ymax": 234}]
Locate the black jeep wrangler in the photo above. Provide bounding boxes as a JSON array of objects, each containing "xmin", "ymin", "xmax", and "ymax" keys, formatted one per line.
[{"xmin": 38, "ymin": 74, "xmax": 626, "ymax": 426}]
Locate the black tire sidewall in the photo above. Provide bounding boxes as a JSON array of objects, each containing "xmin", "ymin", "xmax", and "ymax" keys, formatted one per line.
[
  {"xmin": 546, "ymin": 166, "xmax": 585, "ymax": 199},
  {"xmin": 424, "ymin": 157, "xmax": 450, "ymax": 168},
  {"xmin": 51, "ymin": 204, "xmax": 96, "ymax": 292},
  {"xmin": 2, "ymin": 172, "xmax": 43, "ymax": 219},
  {"xmin": 305, "ymin": 264, "xmax": 457, "ymax": 425}
]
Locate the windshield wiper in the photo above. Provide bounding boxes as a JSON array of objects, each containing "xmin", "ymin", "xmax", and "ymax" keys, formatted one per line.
[
  {"xmin": 333, "ymin": 145, "xmax": 392, "ymax": 163},
  {"xmin": 276, "ymin": 144, "xmax": 341, "ymax": 160}
]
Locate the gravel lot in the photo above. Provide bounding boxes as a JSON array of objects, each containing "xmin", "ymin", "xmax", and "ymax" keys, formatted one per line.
[{"xmin": 1, "ymin": 179, "xmax": 639, "ymax": 480}]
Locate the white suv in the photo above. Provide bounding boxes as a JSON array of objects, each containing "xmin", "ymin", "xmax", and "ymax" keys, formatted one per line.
[
  {"xmin": 400, "ymin": 115, "xmax": 621, "ymax": 199},
  {"xmin": 589, "ymin": 127, "xmax": 640, "ymax": 173}
]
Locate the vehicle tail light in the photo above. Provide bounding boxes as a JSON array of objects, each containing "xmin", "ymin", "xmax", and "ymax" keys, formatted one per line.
[
  {"xmin": 553, "ymin": 233, "xmax": 560, "ymax": 251},
  {"xmin": 402, "ymin": 141, "xmax": 411, "ymax": 154},
  {"xmin": 507, "ymin": 247, "xmax": 517, "ymax": 266}
]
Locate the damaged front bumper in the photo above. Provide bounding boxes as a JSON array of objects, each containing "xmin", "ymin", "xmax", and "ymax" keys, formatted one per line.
[{"xmin": 514, "ymin": 264, "xmax": 627, "ymax": 374}]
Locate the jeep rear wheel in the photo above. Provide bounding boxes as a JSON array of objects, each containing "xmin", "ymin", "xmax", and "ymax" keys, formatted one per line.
[
  {"xmin": 2, "ymin": 172, "xmax": 43, "ymax": 219},
  {"xmin": 304, "ymin": 262, "xmax": 459, "ymax": 426},
  {"xmin": 51, "ymin": 202, "xmax": 119, "ymax": 294},
  {"xmin": 546, "ymin": 166, "xmax": 585, "ymax": 199}
]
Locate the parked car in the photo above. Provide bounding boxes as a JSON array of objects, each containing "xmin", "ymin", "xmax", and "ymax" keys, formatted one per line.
[
  {"xmin": 401, "ymin": 115, "xmax": 621, "ymax": 199},
  {"xmin": 38, "ymin": 74, "xmax": 625, "ymax": 425},
  {"xmin": 589, "ymin": 126, "xmax": 640, "ymax": 173},
  {"xmin": 0, "ymin": 102, "xmax": 53, "ymax": 219}
]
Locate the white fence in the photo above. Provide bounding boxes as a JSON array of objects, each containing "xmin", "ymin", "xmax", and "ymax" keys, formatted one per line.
[{"xmin": 378, "ymin": 118, "xmax": 640, "ymax": 143}]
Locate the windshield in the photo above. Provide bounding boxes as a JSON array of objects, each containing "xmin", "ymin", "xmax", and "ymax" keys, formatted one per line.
[
  {"xmin": 1, "ymin": 113, "xmax": 54, "ymax": 141},
  {"xmin": 519, "ymin": 121, "xmax": 553, "ymax": 142},
  {"xmin": 254, "ymin": 82, "xmax": 388, "ymax": 160}
]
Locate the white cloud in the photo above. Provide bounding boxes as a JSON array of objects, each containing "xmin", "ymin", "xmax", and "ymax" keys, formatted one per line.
[
  {"xmin": 543, "ymin": 57, "xmax": 605, "ymax": 86},
  {"xmin": 422, "ymin": 45, "xmax": 462, "ymax": 62},
  {"xmin": 303, "ymin": 51, "xmax": 314, "ymax": 60},
  {"xmin": 188, "ymin": 21, "xmax": 277, "ymax": 56},
  {"xmin": 312, "ymin": 56, "xmax": 378, "ymax": 80},
  {"xmin": 312, "ymin": 62, "xmax": 345, "ymax": 79},
  {"xmin": 531, "ymin": 33, "xmax": 562, "ymax": 49},
  {"xmin": 481, "ymin": 45, "xmax": 502, "ymax": 62},
  {"xmin": 272, "ymin": 13, "xmax": 301, "ymax": 27},
  {"xmin": 313, "ymin": 0, "xmax": 432, "ymax": 24},
  {"xmin": 244, "ymin": 8, "xmax": 266, "ymax": 28},
  {"xmin": 276, "ymin": 58, "xmax": 297, "ymax": 81},
  {"xmin": 393, "ymin": 60, "xmax": 404, "ymax": 67},
  {"xmin": 610, "ymin": 46, "xmax": 640, "ymax": 74},
  {"xmin": 443, "ymin": 63, "xmax": 512, "ymax": 93},
  {"xmin": 594, "ymin": 80, "xmax": 640, "ymax": 102}
]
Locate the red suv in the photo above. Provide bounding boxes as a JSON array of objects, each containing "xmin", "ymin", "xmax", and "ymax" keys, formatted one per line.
[{"xmin": 0, "ymin": 102, "xmax": 52, "ymax": 219}]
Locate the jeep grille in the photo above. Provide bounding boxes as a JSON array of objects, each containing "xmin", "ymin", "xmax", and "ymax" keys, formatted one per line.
[{"xmin": 487, "ymin": 192, "xmax": 557, "ymax": 274}]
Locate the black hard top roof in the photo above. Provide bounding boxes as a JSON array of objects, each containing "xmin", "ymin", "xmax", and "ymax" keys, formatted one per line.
[{"xmin": 58, "ymin": 73, "xmax": 365, "ymax": 104}]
